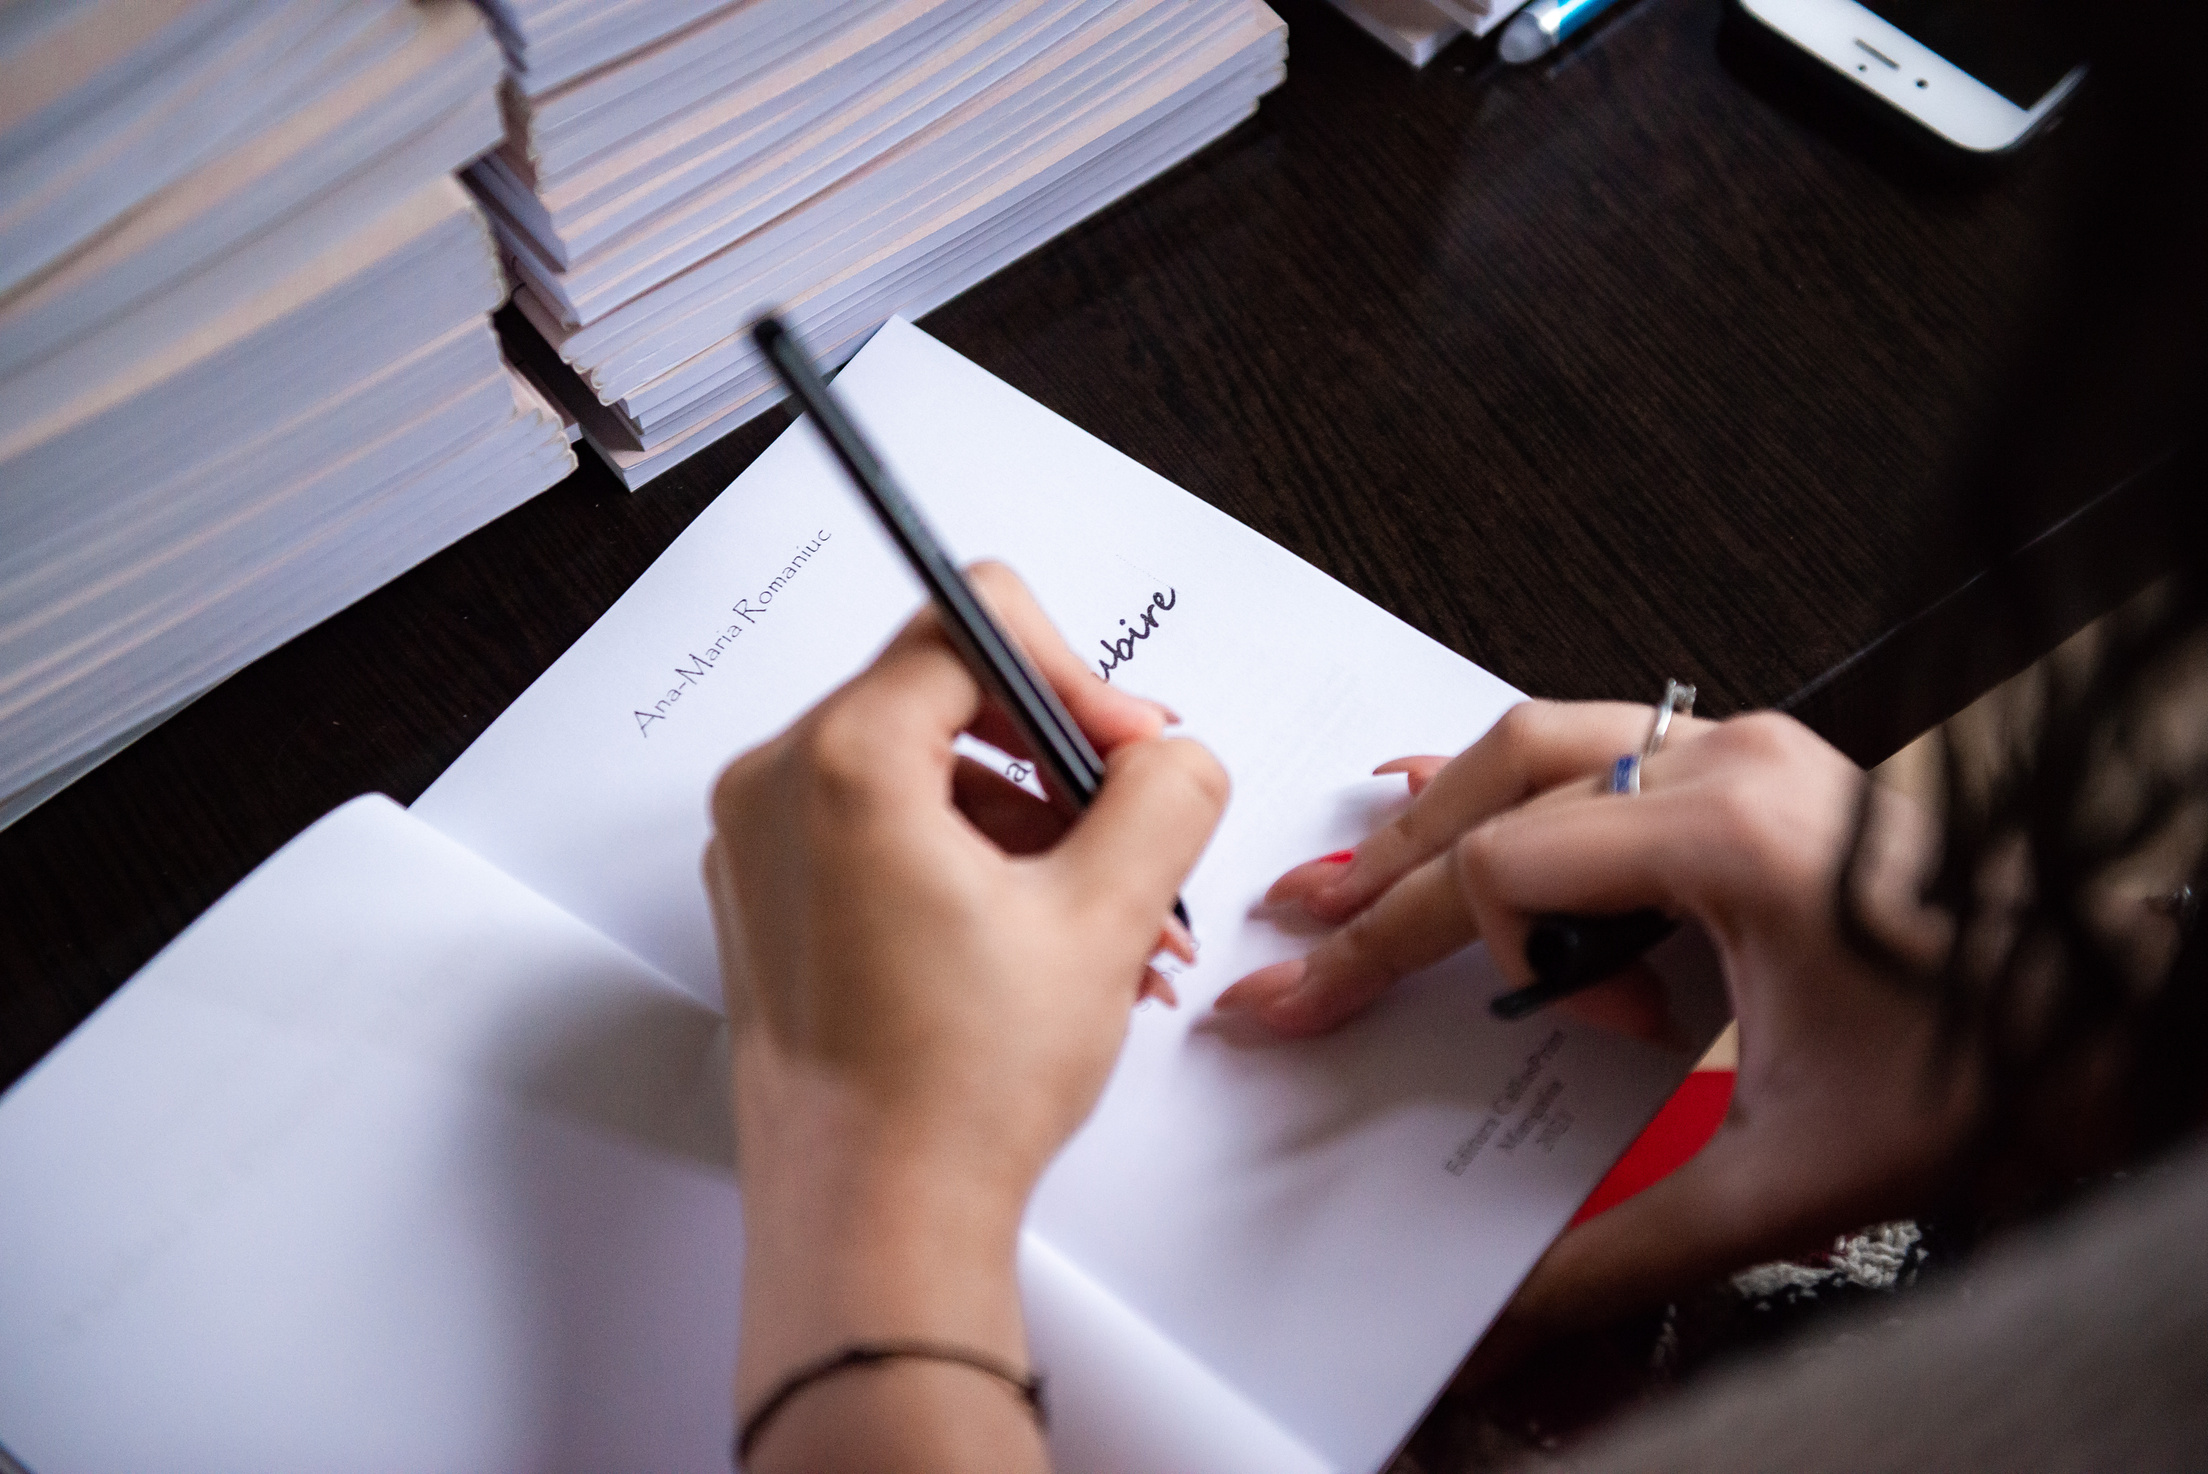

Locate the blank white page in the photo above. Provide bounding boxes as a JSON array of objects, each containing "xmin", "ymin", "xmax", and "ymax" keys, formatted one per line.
[
  {"xmin": 0, "ymin": 796, "xmax": 744, "ymax": 1473},
  {"xmin": 1022, "ymin": 1232, "xmax": 1330, "ymax": 1474},
  {"xmin": 415, "ymin": 318, "xmax": 1727, "ymax": 1471},
  {"xmin": 0, "ymin": 794, "xmax": 1323, "ymax": 1472}
]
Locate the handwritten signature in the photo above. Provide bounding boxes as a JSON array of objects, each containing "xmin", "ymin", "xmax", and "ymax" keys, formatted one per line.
[{"xmin": 1094, "ymin": 589, "xmax": 1177, "ymax": 682}]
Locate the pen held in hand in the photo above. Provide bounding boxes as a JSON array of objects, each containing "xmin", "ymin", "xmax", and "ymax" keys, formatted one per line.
[
  {"xmin": 1490, "ymin": 909, "xmax": 1680, "ymax": 1021},
  {"xmin": 751, "ymin": 313, "xmax": 1193, "ymax": 935},
  {"xmin": 1490, "ymin": 680, "xmax": 1696, "ymax": 1020}
]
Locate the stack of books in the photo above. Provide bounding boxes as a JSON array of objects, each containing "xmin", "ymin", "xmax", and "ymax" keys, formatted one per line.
[
  {"xmin": 471, "ymin": 0, "xmax": 1288, "ymax": 489},
  {"xmin": 1322, "ymin": 0, "xmax": 1527, "ymax": 67},
  {"xmin": 0, "ymin": 0, "xmax": 578, "ymax": 830}
]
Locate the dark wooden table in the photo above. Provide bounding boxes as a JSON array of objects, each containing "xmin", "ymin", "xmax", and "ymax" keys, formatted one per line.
[{"xmin": 0, "ymin": 0, "xmax": 2167, "ymax": 1459}]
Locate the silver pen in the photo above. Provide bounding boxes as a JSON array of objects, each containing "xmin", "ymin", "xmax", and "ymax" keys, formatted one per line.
[{"xmin": 1499, "ymin": 0, "xmax": 1626, "ymax": 63}]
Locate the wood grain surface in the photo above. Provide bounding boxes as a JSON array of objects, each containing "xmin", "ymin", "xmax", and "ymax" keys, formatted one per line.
[{"xmin": 0, "ymin": 0, "xmax": 2135, "ymax": 1229}]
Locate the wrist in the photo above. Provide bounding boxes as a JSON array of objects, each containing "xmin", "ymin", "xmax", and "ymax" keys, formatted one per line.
[
  {"xmin": 735, "ymin": 1034, "xmax": 1043, "ymax": 1230},
  {"xmin": 738, "ymin": 1188, "xmax": 1030, "ymax": 1417},
  {"xmin": 735, "ymin": 1076, "xmax": 1033, "ymax": 1413},
  {"xmin": 738, "ymin": 1340, "xmax": 1048, "ymax": 1472}
]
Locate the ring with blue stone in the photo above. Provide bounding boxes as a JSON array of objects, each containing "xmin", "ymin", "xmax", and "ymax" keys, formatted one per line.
[{"xmin": 1610, "ymin": 680, "xmax": 1696, "ymax": 797}]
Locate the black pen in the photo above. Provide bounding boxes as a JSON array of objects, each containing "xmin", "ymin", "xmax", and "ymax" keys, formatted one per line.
[
  {"xmin": 1490, "ymin": 910, "xmax": 1679, "ymax": 1021},
  {"xmin": 753, "ymin": 314, "xmax": 1192, "ymax": 933},
  {"xmin": 1489, "ymin": 681, "xmax": 1695, "ymax": 1021}
]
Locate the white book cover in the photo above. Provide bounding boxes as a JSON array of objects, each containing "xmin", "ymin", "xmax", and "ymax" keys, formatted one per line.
[
  {"xmin": 1324, "ymin": 0, "xmax": 1465, "ymax": 65},
  {"xmin": 507, "ymin": 0, "xmax": 1269, "ymax": 438},
  {"xmin": 505, "ymin": 0, "xmax": 1227, "ymax": 331},
  {"xmin": 541, "ymin": 2, "xmax": 1280, "ymax": 486},
  {"xmin": 542, "ymin": 0, "xmax": 1210, "ymax": 339},
  {"xmin": 0, "ymin": 178, "xmax": 503, "ymax": 514},
  {"xmin": 511, "ymin": 0, "xmax": 892, "ymax": 182},
  {"xmin": 0, "ymin": 361, "xmax": 575, "ymax": 826},
  {"xmin": 567, "ymin": 44, "xmax": 1278, "ymax": 484},
  {"xmin": 0, "ymin": 0, "xmax": 503, "ymax": 379},
  {"xmin": 614, "ymin": 7, "xmax": 1272, "ymax": 420},
  {"xmin": 0, "ymin": 0, "xmax": 251, "ymax": 148},
  {"xmin": 502, "ymin": 0, "xmax": 776, "ymax": 99},
  {"xmin": 488, "ymin": 0, "xmax": 1096, "ymax": 274},
  {"xmin": 0, "ymin": 0, "xmax": 380, "ymax": 298},
  {"xmin": 584, "ymin": 69, "xmax": 1271, "ymax": 486},
  {"xmin": 503, "ymin": 0, "xmax": 947, "ymax": 192},
  {"xmin": 0, "ymin": 318, "xmax": 509, "ymax": 636},
  {"xmin": 607, "ymin": 54, "xmax": 1274, "ymax": 462}
]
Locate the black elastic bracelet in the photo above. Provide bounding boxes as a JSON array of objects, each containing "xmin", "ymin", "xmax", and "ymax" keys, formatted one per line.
[{"xmin": 734, "ymin": 1339, "xmax": 1047, "ymax": 1466}]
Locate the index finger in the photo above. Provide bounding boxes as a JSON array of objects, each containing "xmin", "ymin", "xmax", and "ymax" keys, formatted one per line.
[
  {"xmin": 1284, "ymin": 700, "xmax": 1712, "ymax": 924},
  {"xmin": 1220, "ymin": 844, "xmax": 1478, "ymax": 1035}
]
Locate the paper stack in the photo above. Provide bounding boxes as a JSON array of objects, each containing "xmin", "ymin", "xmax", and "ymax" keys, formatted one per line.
[
  {"xmin": 1326, "ymin": 0, "xmax": 1462, "ymax": 64},
  {"xmin": 0, "ymin": 0, "xmax": 579, "ymax": 830},
  {"xmin": 1322, "ymin": 0, "xmax": 1533, "ymax": 67},
  {"xmin": 470, "ymin": 0, "xmax": 1288, "ymax": 489}
]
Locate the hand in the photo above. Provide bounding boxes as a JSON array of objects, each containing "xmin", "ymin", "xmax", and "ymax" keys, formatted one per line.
[
  {"xmin": 705, "ymin": 562, "xmax": 1228, "ymax": 1469},
  {"xmin": 1215, "ymin": 700, "xmax": 1974, "ymax": 1359}
]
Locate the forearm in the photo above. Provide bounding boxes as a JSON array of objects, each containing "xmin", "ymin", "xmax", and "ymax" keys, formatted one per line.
[
  {"xmin": 737, "ymin": 1137, "xmax": 1047, "ymax": 1472},
  {"xmin": 738, "ymin": 1344, "xmax": 1047, "ymax": 1473},
  {"xmin": 706, "ymin": 564, "xmax": 1224, "ymax": 1471}
]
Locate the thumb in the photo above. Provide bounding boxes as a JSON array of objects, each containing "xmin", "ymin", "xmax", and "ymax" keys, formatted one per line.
[{"xmin": 1049, "ymin": 736, "xmax": 1228, "ymax": 951}]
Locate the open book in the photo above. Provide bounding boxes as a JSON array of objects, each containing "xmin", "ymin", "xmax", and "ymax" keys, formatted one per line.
[{"xmin": 0, "ymin": 319, "xmax": 1725, "ymax": 1473}]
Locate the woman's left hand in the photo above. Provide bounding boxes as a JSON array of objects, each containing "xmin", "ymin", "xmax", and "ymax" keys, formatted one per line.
[{"xmin": 1215, "ymin": 701, "xmax": 1971, "ymax": 1371}]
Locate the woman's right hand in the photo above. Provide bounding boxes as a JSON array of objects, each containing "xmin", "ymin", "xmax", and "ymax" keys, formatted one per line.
[
  {"xmin": 705, "ymin": 562, "xmax": 1228, "ymax": 1470},
  {"xmin": 1214, "ymin": 700, "xmax": 1978, "ymax": 1355}
]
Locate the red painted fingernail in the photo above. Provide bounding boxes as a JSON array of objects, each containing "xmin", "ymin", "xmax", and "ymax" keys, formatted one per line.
[{"xmin": 1320, "ymin": 850, "xmax": 1355, "ymax": 864}]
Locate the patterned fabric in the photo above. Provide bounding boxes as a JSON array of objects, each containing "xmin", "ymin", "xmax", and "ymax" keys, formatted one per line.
[{"xmin": 1388, "ymin": 1221, "xmax": 1948, "ymax": 1473}]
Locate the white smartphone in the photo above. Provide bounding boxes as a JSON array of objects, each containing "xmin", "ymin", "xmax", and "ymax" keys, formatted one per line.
[{"xmin": 1738, "ymin": 0, "xmax": 2085, "ymax": 153}]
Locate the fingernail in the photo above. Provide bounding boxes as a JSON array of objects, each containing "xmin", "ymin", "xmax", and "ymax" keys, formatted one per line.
[
  {"xmin": 1214, "ymin": 959, "xmax": 1305, "ymax": 1015},
  {"xmin": 1141, "ymin": 967, "xmax": 1181, "ymax": 1009},
  {"xmin": 1373, "ymin": 757, "xmax": 1435, "ymax": 795},
  {"xmin": 1160, "ymin": 916, "xmax": 1197, "ymax": 963},
  {"xmin": 1260, "ymin": 856, "xmax": 1349, "ymax": 914},
  {"xmin": 1151, "ymin": 700, "xmax": 1182, "ymax": 726}
]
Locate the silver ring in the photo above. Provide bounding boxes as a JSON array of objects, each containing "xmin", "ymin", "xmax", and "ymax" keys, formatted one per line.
[
  {"xmin": 1610, "ymin": 681, "xmax": 1694, "ymax": 797},
  {"xmin": 1642, "ymin": 679, "xmax": 1696, "ymax": 761},
  {"xmin": 2150, "ymin": 883, "xmax": 2198, "ymax": 933}
]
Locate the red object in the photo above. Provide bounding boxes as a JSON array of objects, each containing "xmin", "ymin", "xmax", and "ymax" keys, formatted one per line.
[
  {"xmin": 1569, "ymin": 1070, "xmax": 1735, "ymax": 1227},
  {"xmin": 1319, "ymin": 850, "xmax": 1355, "ymax": 864}
]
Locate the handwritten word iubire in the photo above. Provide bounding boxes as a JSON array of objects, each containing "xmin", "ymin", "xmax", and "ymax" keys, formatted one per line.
[
  {"xmin": 1094, "ymin": 588, "xmax": 1177, "ymax": 682},
  {"xmin": 631, "ymin": 529, "xmax": 832, "ymax": 737}
]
